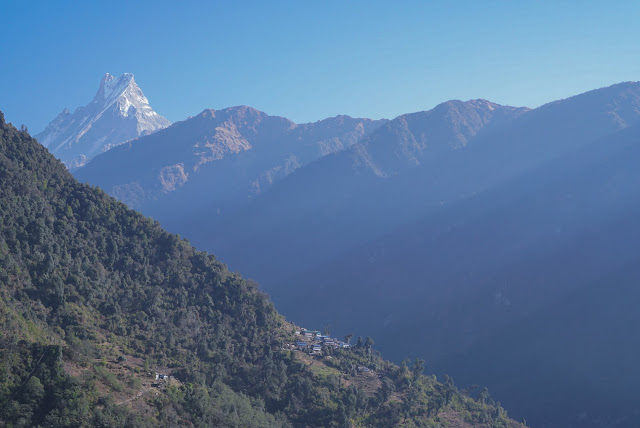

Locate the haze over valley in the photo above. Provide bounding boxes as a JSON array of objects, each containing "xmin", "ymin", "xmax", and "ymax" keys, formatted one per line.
[
  {"xmin": 3, "ymin": 2, "xmax": 640, "ymax": 427},
  {"xmin": 68, "ymin": 75, "xmax": 640, "ymax": 427}
]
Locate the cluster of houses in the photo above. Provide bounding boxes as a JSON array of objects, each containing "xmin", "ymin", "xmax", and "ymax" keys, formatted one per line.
[
  {"xmin": 151, "ymin": 372, "xmax": 173, "ymax": 388},
  {"xmin": 155, "ymin": 372, "xmax": 172, "ymax": 381},
  {"xmin": 292, "ymin": 328, "xmax": 351, "ymax": 356}
]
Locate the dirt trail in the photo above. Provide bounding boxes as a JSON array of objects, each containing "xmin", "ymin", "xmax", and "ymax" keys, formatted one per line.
[{"xmin": 116, "ymin": 387, "xmax": 151, "ymax": 406}]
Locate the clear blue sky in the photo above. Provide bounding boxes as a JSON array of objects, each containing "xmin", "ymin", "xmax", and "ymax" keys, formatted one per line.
[{"xmin": 2, "ymin": 0, "xmax": 640, "ymax": 133}]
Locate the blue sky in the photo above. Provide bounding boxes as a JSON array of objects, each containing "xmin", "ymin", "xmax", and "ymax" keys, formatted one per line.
[{"xmin": 2, "ymin": 1, "xmax": 640, "ymax": 133}]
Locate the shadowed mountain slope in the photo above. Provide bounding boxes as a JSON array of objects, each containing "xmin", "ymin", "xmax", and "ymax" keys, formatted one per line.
[
  {"xmin": 272, "ymin": 121, "xmax": 640, "ymax": 427},
  {"xmin": 191, "ymin": 82, "xmax": 640, "ymax": 288},
  {"xmin": 74, "ymin": 107, "xmax": 386, "ymax": 221},
  {"xmin": 178, "ymin": 99, "xmax": 527, "ymax": 281}
]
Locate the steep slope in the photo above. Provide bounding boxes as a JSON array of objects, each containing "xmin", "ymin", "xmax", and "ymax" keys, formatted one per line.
[
  {"xmin": 272, "ymin": 121, "xmax": 640, "ymax": 427},
  {"xmin": 36, "ymin": 73, "xmax": 170, "ymax": 168},
  {"xmin": 74, "ymin": 107, "xmax": 385, "ymax": 218},
  {"xmin": 185, "ymin": 82, "xmax": 640, "ymax": 289},
  {"xmin": 180, "ymin": 98, "xmax": 528, "ymax": 284},
  {"xmin": 348, "ymin": 99, "xmax": 528, "ymax": 177},
  {"xmin": 0, "ymin": 112, "xmax": 520, "ymax": 427}
]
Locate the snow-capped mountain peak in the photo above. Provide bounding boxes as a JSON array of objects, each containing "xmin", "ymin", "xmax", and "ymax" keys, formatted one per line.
[
  {"xmin": 36, "ymin": 73, "xmax": 170, "ymax": 168},
  {"xmin": 98, "ymin": 73, "xmax": 134, "ymax": 103}
]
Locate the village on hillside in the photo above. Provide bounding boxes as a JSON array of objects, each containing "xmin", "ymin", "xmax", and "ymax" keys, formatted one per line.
[
  {"xmin": 284, "ymin": 327, "xmax": 384, "ymax": 397},
  {"xmin": 288, "ymin": 328, "xmax": 352, "ymax": 355},
  {"xmin": 286, "ymin": 328, "xmax": 372, "ymax": 373}
]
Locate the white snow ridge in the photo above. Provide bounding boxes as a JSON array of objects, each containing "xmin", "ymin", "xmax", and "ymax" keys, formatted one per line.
[{"xmin": 36, "ymin": 73, "xmax": 170, "ymax": 169}]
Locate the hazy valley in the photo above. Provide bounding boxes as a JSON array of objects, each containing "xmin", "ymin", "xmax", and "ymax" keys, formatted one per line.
[{"xmin": 63, "ymin": 76, "xmax": 640, "ymax": 426}]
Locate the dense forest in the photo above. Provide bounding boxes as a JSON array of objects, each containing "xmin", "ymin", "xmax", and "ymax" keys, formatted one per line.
[{"xmin": 0, "ymin": 111, "xmax": 522, "ymax": 427}]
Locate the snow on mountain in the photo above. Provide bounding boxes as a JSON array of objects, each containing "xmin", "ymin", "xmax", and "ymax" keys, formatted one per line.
[{"xmin": 36, "ymin": 73, "xmax": 170, "ymax": 168}]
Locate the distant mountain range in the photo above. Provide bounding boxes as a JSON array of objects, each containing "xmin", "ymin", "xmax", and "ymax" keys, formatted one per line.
[
  {"xmin": 75, "ymin": 104, "xmax": 386, "ymax": 218},
  {"xmin": 51, "ymin": 78, "xmax": 640, "ymax": 426},
  {"xmin": 197, "ymin": 82, "xmax": 640, "ymax": 289},
  {"xmin": 36, "ymin": 73, "xmax": 170, "ymax": 168}
]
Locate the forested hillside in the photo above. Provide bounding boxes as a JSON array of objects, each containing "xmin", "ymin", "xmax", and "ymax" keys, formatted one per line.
[{"xmin": 0, "ymin": 111, "xmax": 520, "ymax": 427}]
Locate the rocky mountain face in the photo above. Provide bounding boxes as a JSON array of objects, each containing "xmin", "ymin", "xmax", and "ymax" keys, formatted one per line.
[
  {"xmin": 74, "ymin": 106, "xmax": 386, "ymax": 217},
  {"xmin": 35, "ymin": 73, "xmax": 170, "ymax": 168}
]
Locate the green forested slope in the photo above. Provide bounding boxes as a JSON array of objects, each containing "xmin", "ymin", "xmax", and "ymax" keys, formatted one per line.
[{"xmin": 0, "ymin": 112, "xmax": 521, "ymax": 427}]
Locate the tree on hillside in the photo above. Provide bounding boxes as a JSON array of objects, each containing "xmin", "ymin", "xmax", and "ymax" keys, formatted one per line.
[
  {"xmin": 364, "ymin": 336, "xmax": 374, "ymax": 349},
  {"xmin": 412, "ymin": 358, "xmax": 425, "ymax": 379}
]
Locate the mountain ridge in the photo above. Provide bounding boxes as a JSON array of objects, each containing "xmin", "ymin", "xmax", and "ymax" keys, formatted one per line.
[
  {"xmin": 74, "ymin": 105, "xmax": 386, "ymax": 214},
  {"xmin": 190, "ymin": 81, "xmax": 640, "ymax": 288},
  {"xmin": 348, "ymin": 99, "xmax": 529, "ymax": 177}
]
